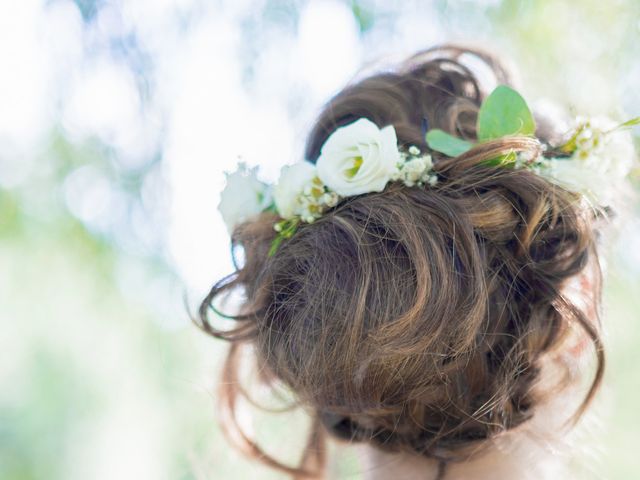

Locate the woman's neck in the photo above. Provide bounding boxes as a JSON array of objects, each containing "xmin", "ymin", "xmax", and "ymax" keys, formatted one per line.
[
  {"xmin": 356, "ymin": 431, "xmax": 571, "ymax": 480},
  {"xmin": 354, "ymin": 352, "xmax": 598, "ymax": 480}
]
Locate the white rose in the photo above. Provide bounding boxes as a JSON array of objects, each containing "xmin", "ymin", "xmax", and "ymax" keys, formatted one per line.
[
  {"xmin": 218, "ymin": 163, "xmax": 271, "ymax": 233},
  {"xmin": 273, "ymin": 162, "xmax": 317, "ymax": 219},
  {"xmin": 316, "ymin": 118, "xmax": 400, "ymax": 196}
]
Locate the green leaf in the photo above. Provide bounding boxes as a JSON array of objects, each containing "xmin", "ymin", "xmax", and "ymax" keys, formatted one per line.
[
  {"xmin": 268, "ymin": 235, "xmax": 284, "ymax": 257},
  {"xmin": 268, "ymin": 218, "xmax": 300, "ymax": 257},
  {"xmin": 612, "ymin": 117, "xmax": 640, "ymax": 130},
  {"xmin": 477, "ymin": 85, "xmax": 536, "ymax": 141},
  {"xmin": 425, "ymin": 129, "xmax": 474, "ymax": 157},
  {"xmin": 481, "ymin": 151, "xmax": 517, "ymax": 167},
  {"xmin": 263, "ymin": 202, "xmax": 277, "ymax": 213}
]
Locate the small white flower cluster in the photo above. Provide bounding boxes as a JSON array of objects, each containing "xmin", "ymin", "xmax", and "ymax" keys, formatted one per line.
[
  {"xmin": 535, "ymin": 116, "xmax": 635, "ymax": 206},
  {"xmin": 284, "ymin": 176, "xmax": 339, "ymax": 225},
  {"xmin": 391, "ymin": 146, "xmax": 438, "ymax": 187},
  {"xmin": 270, "ymin": 163, "xmax": 339, "ymax": 224},
  {"xmin": 574, "ymin": 127, "xmax": 602, "ymax": 161}
]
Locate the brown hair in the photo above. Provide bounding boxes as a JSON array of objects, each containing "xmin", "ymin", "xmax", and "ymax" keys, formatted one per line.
[{"xmin": 196, "ymin": 45, "xmax": 604, "ymax": 478}]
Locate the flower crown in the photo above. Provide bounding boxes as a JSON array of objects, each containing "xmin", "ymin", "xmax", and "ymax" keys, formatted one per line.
[{"xmin": 219, "ymin": 85, "xmax": 638, "ymax": 255}]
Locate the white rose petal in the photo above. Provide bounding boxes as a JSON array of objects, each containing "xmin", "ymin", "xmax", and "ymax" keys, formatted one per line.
[
  {"xmin": 218, "ymin": 163, "xmax": 271, "ymax": 234},
  {"xmin": 316, "ymin": 118, "xmax": 400, "ymax": 196},
  {"xmin": 273, "ymin": 162, "xmax": 317, "ymax": 219}
]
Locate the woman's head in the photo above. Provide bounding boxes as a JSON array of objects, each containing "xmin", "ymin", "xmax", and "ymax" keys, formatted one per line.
[{"xmin": 198, "ymin": 45, "xmax": 604, "ymax": 478}]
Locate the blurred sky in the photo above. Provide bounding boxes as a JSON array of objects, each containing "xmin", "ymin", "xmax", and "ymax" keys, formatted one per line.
[{"xmin": 1, "ymin": 1, "xmax": 639, "ymax": 479}]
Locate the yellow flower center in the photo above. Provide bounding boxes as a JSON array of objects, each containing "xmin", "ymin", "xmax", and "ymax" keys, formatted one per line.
[{"xmin": 344, "ymin": 156, "xmax": 363, "ymax": 178}]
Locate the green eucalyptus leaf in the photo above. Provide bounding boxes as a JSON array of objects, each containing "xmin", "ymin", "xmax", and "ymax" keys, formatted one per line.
[
  {"xmin": 425, "ymin": 129, "xmax": 474, "ymax": 157},
  {"xmin": 477, "ymin": 85, "xmax": 536, "ymax": 141}
]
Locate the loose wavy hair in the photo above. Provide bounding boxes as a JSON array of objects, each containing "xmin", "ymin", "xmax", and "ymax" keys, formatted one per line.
[{"xmin": 195, "ymin": 45, "xmax": 605, "ymax": 479}]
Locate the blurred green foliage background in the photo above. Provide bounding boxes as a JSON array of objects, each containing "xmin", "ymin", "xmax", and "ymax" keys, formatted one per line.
[{"xmin": 0, "ymin": 0, "xmax": 639, "ymax": 479}]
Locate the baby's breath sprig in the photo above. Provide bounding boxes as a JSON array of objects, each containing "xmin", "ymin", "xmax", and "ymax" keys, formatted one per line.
[
  {"xmin": 392, "ymin": 146, "xmax": 438, "ymax": 187},
  {"xmin": 268, "ymin": 177, "xmax": 341, "ymax": 256},
  {"xmin": 297, "ymin": 177, "xmax": 339, "ymax": 223}
]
